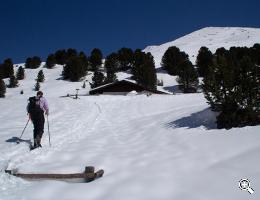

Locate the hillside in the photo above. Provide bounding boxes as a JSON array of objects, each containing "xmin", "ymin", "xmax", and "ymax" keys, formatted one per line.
[
  {"xmin": 144, "ymin": 27, "xmax": 260, "ymax": 67},
  {"xmin": 0, "ymin": 27, "xmax": 260, "ymax": 200}
]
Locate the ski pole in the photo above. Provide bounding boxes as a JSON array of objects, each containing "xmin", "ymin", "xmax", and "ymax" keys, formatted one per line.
[
  {"xmin": 47, "ymin": 115, "xmax": 51, "ymax": 147},
  {"xmin": 18, "ymin": 118, "xmax": 30, "ymax": 142}
]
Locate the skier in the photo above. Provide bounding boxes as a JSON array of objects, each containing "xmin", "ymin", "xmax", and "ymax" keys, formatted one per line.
[{"xmin": 27, "ymin": 91, "xmax": 49, "ymax": 149}]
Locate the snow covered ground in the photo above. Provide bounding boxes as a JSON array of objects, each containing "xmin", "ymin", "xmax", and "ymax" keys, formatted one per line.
[
  {"xmin": 1, "ymin": 27, "xmax": 260, "ymax": 200},
  {"xmin": 0, "ymin": 64, "xmax": 259, "ymax": 200}
]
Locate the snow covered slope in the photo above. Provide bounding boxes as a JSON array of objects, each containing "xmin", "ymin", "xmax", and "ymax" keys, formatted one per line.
[
  {"xmin": 144, "ymin": 27, "xmax": 260, "ymax": 67},
  {"xmin": 1, "ymin": 26, "xmax": 260, "ymax": 200},
  {"xmin": 0, "ymin": 64, "xmax": 259, "ymax": 200}
]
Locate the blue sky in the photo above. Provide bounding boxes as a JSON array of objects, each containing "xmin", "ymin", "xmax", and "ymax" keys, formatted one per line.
[{"xmin": 0, "ymin": 0, "xmax": 260, "ymax": 63}]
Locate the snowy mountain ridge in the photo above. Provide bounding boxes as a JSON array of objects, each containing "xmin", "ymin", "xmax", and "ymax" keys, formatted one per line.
[{"xmin": 144, "ymin": 27, "xmax": 260, "ymax": 67}]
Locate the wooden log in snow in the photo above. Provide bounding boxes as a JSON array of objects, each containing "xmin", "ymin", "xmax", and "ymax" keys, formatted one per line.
[
  {"xmin": 85, "ymin": 166, "xmax": 95, "ymax": 174},
  {"xmin": 5, "ymin": 166, "xmax": 104, "ymax": 183}
]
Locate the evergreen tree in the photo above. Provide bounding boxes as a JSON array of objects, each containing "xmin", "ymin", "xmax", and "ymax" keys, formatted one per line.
[
  {"xmin": 8, "ymin": 75, "xmax": 18, "ymax": 88},
  {"xmin": 62, "ymin": 56, "xmax": 87, "ymax": 81},
  {"xmin": 139, "ymin": 53, "xmax": 157, "ymax": 91},
  {"xmin": 203, "ymin": 46, "xmax": 260, "ymax": 129},
  {"xmin": 236, "ymin": 56, "xmax": 259, "ymax": 114},
  {"xmin": 2, "ymin": 58, "xmax": 14, "ymax": 78},
  {"xmin": 117, "ymin": 48, "xmax": 134, "ymax": 71},
  {"xmin": 25, "ymin": 56, "xmax": 41, "ymax": 69},
  {"xmin": 105, "ymin": 69, "xmax": 117, "ymax": 84},
  {"xmin": 89, "ymin": 48, "xmax": 103, "ymax": 71},
  {"xmin": 90, "ymin": 71, "xmax": 105, "ymax": 88},
  {"xmin": 132, "ymin": 50, "xmax": 157, "ymax": 90},
  {"xmin": 37, "ymin": 70, "xmax": 45, "ymax": 82},
  {"xmin": 161, "ymin": 46, "xmax": 189, "ymax": 75},
  {"xmin": 65, "ymin": 48, "xmax": 78, "ymax": 64},
  {"xmin": 16, "ymin": 66, "xmax": 25, "ymax": 80},
  {"xmin": 177, "ymin": 60, "xmax": 199, "ymax": 93},
  {"xmin": 34, "ymin": 81, "xmax": 40, "ymax": 91},
  {"xmin": 54, "ymin": 49, "xmax": 67, "ymax": 65},
  {"xmin": 46, "ymin": 54, "xmax": 56, "ymax": 69},
  {"xmin": 78, "ymin": 51, "xmax": 89, "ymax": 71},
  {"xmin": 203, "ymin": 48, "xmax": 233, "ymax": 111},
  {"xmin": 196, "ymin": 46, "xmax": 213, "ymax": 77},
  {"xmin": 25, "ymin": 57, "xmax": 32, "ymax": 68},
  {"xmin": 132, "ymin": 50, "xmax": 141, "ymax": 80},
  {"xmin": 33, "ymin": 56, "xmax": 41, "ymax": 68},
  {"xmin": 104, "ymin": 53, "xmax": 118, "ymax": 83},
  {"xmin": 67, "ymin": 48, "xmax": 77, "ymax": 58},
  {"xmin": 132, "ymin": 49, "xmax": 146, "ymax": 81},
  {"xmin": 0, "ymin": 79, "xmax": 6, "ymax": 97}
]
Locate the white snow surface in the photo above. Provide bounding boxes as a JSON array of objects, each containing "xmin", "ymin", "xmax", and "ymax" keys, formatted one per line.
[
  {"xmin": 144, "ymin": 27, "xmax": 260, "ymax": 67},
  {"xmin": 1, "ymin": 28, "xmax": 260, "ymax": 199}
]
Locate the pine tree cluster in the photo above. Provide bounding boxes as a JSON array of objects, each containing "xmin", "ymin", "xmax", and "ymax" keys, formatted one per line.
[
  {"xmin": 132, "ymin": 49, "xmax": 157, "ymax": 91},
  {"xmin": 104, "ymin": 53, "xmax": 119, "ymax": 84},
  {"xmin": 46, "ymin": 54, "xmax": 56, "ymax": 69},
  {"xmin": 89, "ymin": 48, "xmax": 105, "ymax": 88},
  {"xmin": 89, "ymin": 48, "xmax": 103, "ymax": 72},
  {"xmin": 90, "ymin": 47, "xmax": 156, "ymax": 90},
  {"xmin": 161, "ymin": 46, "xmax": 189, "ymax": 75},
  {"xmin": 0, "ymin": 58, "xmax": 14, "ymax": 79},
  {"xmin": 203, "ymin": 45, "xmax": 260, "ymax": 129},
  {"xmin": 54, "ymin": 49, "xmax": 67, "ymax": 65},
  {"xmin": 176, "ymin": 60, "xmax": 199, "ymax": 93},
  {"xmin": 196, "ymin": 46, "xmax": 213, "ymax": 77},
  {"xmin": 117, "ymin": 48, "xmax": 134, "ymax": 71},
  {"xmin": 90, "ymin": 47, "xmax": 134, "ymax": 88},
  {"xmin": 90, "ymin": 71, "xmax": 105, "ymax": 89},
  {"xmin": 62, "ymin": 51, "xmax": 88, "ymax": 82},
  {"xmin": 161, "ymin": 46, "xmax": 199, "ymax": 92},
  {"xmin": 25, "ymin": 56, "xmax": 41, "ymax": 69}
]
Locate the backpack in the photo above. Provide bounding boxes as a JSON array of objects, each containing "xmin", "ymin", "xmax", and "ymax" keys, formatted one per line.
[{"xmin": 27, "ymin": 96, "xmax": 42, "ymax": 116}]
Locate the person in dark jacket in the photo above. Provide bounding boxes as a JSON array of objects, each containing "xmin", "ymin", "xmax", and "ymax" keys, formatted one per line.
[{"xmin": 27, "ymin": 91, "xmax": 49, "ymax": 148}]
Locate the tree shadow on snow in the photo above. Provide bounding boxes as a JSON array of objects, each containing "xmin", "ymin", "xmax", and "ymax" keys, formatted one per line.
[
  {"xmin": 5, "ymin": 137, "xmax": 32, "ymax": 145},
  {"xmin": 163, "ymin": 85, "xmax": 182, "ymax": 94},
  {"xmin": 163, "ymin": 85, "xmax": 204, "ymax": 94},
  {"xmin": 156, "ymin": 67, "xmax": 167, "ymax": 73},
  {"xmin": 166, "ymin": 108, "xmax": 218, "ymax": 130}
]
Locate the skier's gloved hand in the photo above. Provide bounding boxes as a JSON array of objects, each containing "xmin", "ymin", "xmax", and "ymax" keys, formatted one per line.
[{"xmin": 45, "ymin": 110, "xmax": 49, "ymax": 116}]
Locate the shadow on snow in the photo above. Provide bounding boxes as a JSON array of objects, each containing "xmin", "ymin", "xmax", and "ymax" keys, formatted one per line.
[
  {"xmin": 5, "ymin": 137, "xmax": 32, "ymax": 146},
  {"xmin": 163, "ymin": 85, "xmax": 182, "ymax": 94},
  {"xmin": 166, "ymin": 107, "xmax": 218, "ymax": 130}
]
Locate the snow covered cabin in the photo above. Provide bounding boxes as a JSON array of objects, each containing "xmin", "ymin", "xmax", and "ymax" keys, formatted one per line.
[{"xmin": 89, "ymin": 79, "xmax": 169, "ymax": 95}]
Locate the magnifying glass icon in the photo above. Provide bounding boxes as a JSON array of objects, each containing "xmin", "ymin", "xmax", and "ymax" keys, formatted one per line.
[{"xmin": 239, "ymin": 179, "xmax": 254, "ymax": 194}]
